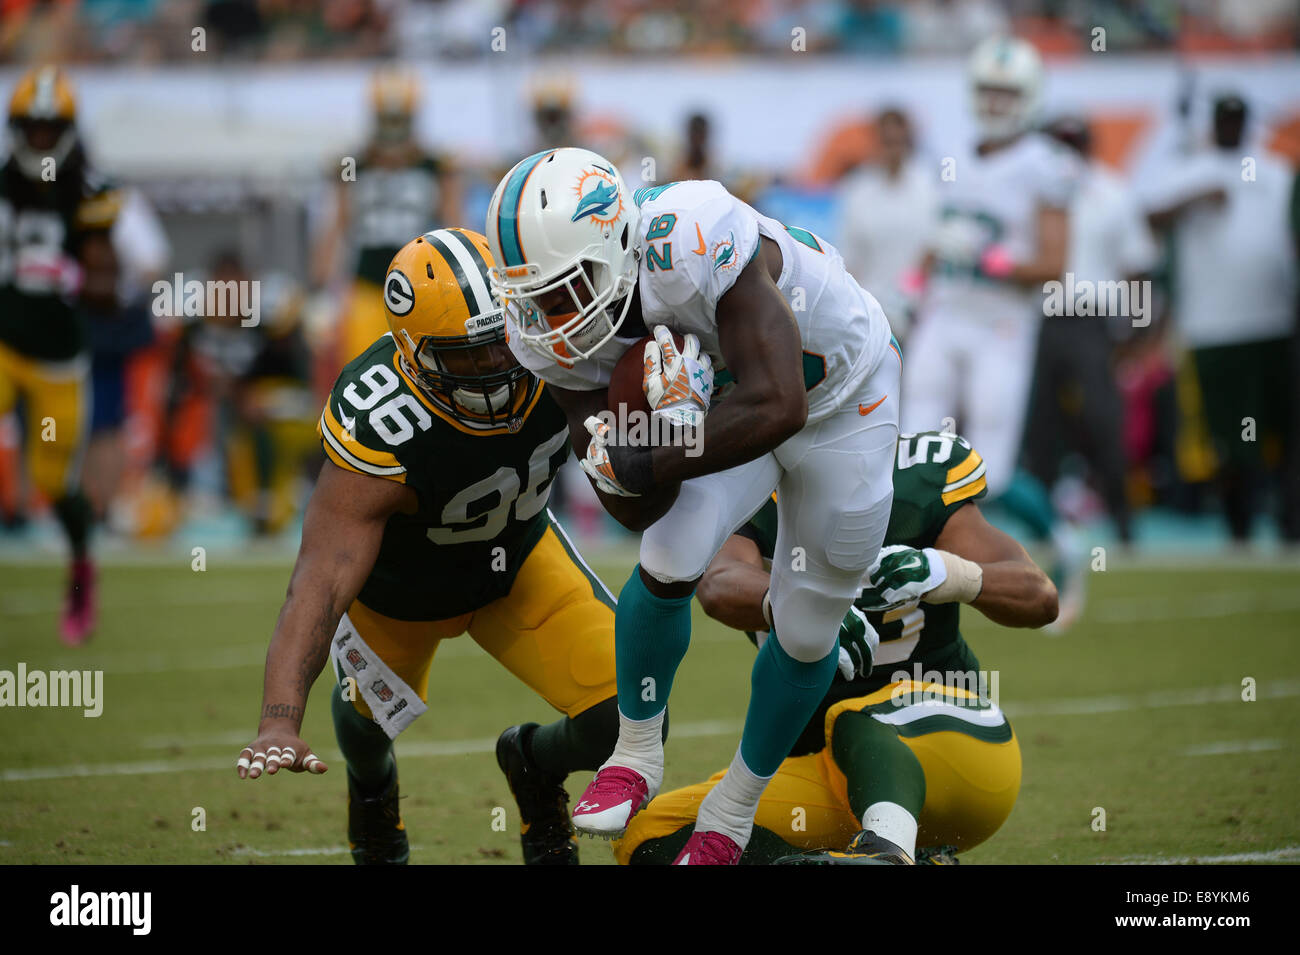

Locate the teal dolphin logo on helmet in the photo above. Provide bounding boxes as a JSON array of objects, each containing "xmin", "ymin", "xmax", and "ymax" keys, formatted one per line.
[{"xmin": 571, "ymin": 173, "xmax": 620, "ymax": 223}]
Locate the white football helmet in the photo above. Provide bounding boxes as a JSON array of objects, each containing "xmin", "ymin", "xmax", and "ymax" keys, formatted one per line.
[
  {"xmin": 485, "ymin": 147, "xmax": 640, "ymax": 366},
  {"xmin": 969, "ymin": 36, "xmax": 1043, "ymax": 143}
]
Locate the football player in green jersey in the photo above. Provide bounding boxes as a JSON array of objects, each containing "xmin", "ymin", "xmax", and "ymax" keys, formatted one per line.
[
  {"xmin": 236, "ymin": 229, "xmax": 627, "ymax": 866},
  {"xmin": 313, "ymin": 68, "xmax": 461, "ymax": 368},
  {"xmin": 615, "ymin": 431, "xmax": 1059, "ymax": 864},
  {"xmin": 1, "ymin": 66, "xmax": 123, "ymax": 644}
]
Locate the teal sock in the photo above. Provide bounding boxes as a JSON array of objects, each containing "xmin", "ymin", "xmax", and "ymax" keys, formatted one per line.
[
  {"xmin": 615, "ymin": 566, "xmax": 693, "ymax": 721},
  {"xmin": 995, "ymin": 469, "xmax": 1056, "ymax": 542},
  {"xmin": 331, "ymin": 681, "xmax": 394, "ymax": 795},
  {"xmin": 738, "ymin": 633, "xmax": 837, "ymax": 777},
  {"xmin": 830, "ymin": 709, "xmax": 926, "ymax": 819}
]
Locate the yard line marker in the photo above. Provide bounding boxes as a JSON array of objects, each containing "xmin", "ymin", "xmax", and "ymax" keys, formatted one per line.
[
  {"xmin": 1113, "ymin": 846, "xmax": 1300, "ymax": 865},
  {"xmin": 1180, "ymin": 738, "xmax": 1284, "ymax": 757},
  {"xmin": 9, "ymin": 681, "xmax": 1299, "ymax": 783},
  {"xmin": 1092, "ymin": 590, "xmax": 1300, "ymax": 624}
]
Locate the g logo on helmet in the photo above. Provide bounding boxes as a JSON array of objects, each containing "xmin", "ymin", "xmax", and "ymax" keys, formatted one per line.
[
  {"xmin": 384, "ymin": 269, "xmax": 415, "ymax": 316},
  {"xmin": 570, "ymin": 166, "xmax": 624, "ymax": 228}
]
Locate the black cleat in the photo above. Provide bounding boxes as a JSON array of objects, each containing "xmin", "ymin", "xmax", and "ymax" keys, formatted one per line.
[
  {"xmin": 496, "ymin": 723, "xmax": 579, "ymax": 865},
  {"xmin": 917, "ymin": 844, "xmax": 960, "ymax": 865},
  {"xmin": 347, "ymin": 767, "xmax": 409, "ymax": 865},
  {"xmin": 772, "ymin": 829, "xmax": 915, "ymax": 865}
]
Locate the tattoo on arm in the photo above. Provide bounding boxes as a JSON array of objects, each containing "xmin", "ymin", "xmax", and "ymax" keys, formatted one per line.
[{"xmin": 262, "ymin": 702, "xmax": 303, "ymax": 722}]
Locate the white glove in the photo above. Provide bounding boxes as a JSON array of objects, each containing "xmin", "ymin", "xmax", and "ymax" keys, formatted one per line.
[
  {"xmin": 578, "ymin": 416, "xmax": 640, "ymax": 497},
  {"xmin": 858, "ymin": 545, "xmax": 950, "ymax": 611},
  {"xmin": 643, "ymin": 326, "xmax": 713, "ymax": 428},
  {"xmin": 929, "ymin": 217, "xmax": 986, "ymax": 268}
]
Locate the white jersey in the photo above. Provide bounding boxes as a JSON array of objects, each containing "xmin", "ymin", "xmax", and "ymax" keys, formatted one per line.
[
  {"xmin": 923, "ymin": 132, "xmax": 1078, "ymax": 326},
  {"xmin": 1143, "ymin": 149, "xmax": 1297, "ymax": 348},
  {"xmin": 508, "ymin": 179, "xmax": 893, "ymax": 423}
]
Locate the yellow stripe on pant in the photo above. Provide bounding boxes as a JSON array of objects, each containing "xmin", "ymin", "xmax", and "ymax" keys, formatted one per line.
[
  {"xmin": 344, "ymin": 523, "xmax": 617, "ymax": 722},
  {"xmin": 615, "ymin": 679, "xmax": 1021, "ymax": 863}
]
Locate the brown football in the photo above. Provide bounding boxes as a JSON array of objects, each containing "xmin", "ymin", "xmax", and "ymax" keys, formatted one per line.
[{"xmin": 606, "ymin": 331, "xmax": 686, "ymax": 418}]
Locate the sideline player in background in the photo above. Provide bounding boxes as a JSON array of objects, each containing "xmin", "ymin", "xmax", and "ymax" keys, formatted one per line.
[
  {"xmin": 1022, "ymin": 115, "xmax": 1157, "ymax": 547},
  {"xmin": 902, "ymin": 37, "xmax": 1086, "ymax": 626},
  {"xmin": 618, "ymin": 431, "xmax": 1057, "ymax": 864},
  {"xmin": 313, "ymin": 68, "xmax": 461, "ymax": 369},
  {"xmin": 236, "ymin": 230, "xmax": 623, "ymax": 866},
  {"xmin": 0, "ymin": 66, "xmax": 121, "ymax": 644},
  {"xmin": 487, "ymin": 147, "xmax": 900, "ymax": 864},
  {"xmin": 1145, "ymin": 94, "xmax": 1299, "ymax": 544}
]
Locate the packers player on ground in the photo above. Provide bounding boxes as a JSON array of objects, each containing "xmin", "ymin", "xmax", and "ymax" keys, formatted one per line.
[
  {"xmin": 0, "ymin": 66, "xmax": 122, "ymax": 644},
  {"xmin": 236, "ymin": 229, "xmax": 626, "ymax": 866},
  {"xmin": 616, "ymin": 432, "xmax": 1058, "ymax": 864}
]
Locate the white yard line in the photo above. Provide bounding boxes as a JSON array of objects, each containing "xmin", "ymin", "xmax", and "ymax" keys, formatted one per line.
[
  {"xmin": 1091, "ymin": 590, "xmax": 1300, "ymax": 624},
  {"xmin": 7, "ymin": 680, "xmax": 1297, "ymax": 783},
  {"xmin": 1004, "ymin": 679, "xmax": 1300, "ymax": 717},
  {"xmin": 1180, "ymin": 739, "xmax": 1284, "ymax": 757},
  {"xmin": 1113, "ymin": 846, "xmax": 1300, "ymax": 864},
  {"xmin": 229, "ymin": 846, "xmax": 359, "ymax": 858}
]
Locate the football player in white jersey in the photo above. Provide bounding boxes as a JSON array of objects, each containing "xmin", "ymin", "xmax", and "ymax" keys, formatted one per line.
[
  {"xmin": 901, "ymin": 36, "xmax": 1085, "ymax": 625},
  {"xmin": 486, "ymin": 148, "xmax": 902, "ymax": 864}
]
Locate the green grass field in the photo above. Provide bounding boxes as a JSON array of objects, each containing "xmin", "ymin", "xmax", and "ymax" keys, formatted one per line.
[{"xmin": 2, "ymin": 551, "xmax": 1298, "ymax": 864}]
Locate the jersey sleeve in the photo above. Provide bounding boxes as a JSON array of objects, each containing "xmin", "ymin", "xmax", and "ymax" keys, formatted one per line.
[
  {"xmin": 888, "ymin": 432, "xmax": 988, "ymax": 546},
  {"xmin": 637, "ymin": 181, "xmax": 761, "ymax": 334},
  {"xmin": 1029, "ymin": 136, "xmax": 1081, "ymax": 211},
  {"xmin": 317, "ymin": 356, "xmax": 410, "ymax": 485}
]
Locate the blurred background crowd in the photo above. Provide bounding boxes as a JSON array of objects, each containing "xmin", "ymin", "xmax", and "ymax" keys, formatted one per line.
[
  {"xmin": 1, "ymin": 0, "xmax": 1297, "ymax": 561},
  {"xmin": 3, "ymin": 0, "xmax": 1298, "ymax": 62}
]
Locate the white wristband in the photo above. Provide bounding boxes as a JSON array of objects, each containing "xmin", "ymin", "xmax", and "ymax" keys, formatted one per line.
[
  {"xmin": 924, "ymin": 550, "xmax": 984, "ymax": 604},
  {"xmin": 761, "ymin": 589, "xmax": 774, "ymax": 630}
]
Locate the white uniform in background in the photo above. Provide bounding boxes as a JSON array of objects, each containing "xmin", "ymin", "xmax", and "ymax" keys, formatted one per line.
[
  {"xmin": 901, "ymin": 131, "xmax": 1078, "ymax": 495},
  {"xmin": 1070, "ymin": 160, "xmax": 1158, "ymax": 290},
  {"xmin": 837, "ymin": 158, "xmax": 937, "ymax": 337},
  {"xmin": 498, "ymin": 169, "xmax": 900, "ymax": 661},
  {"xmin": 1142, "ymin": 148, "xmax": 1297, "ymax": 349}
]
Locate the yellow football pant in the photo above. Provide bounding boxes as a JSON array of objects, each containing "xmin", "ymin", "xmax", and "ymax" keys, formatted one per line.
[
  {"xmin": 0, "ymin": 342, "xmax": 88, "ymax": 498},
  {"xmin": 339, "ymin": 279, "xmax": 390, "ymax": 371},
  {"xmin": 616, "ymin": 679, "xmax": 1021, "ymax": 863},
  {"xmin": 344, "ymin": 523, "xmax": 618, "ymax": 722}
]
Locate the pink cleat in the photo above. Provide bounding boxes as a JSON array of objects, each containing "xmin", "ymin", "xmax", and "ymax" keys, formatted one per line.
[
  {"xmin": 674, "ymin": 830, "xmax": 743, "ymax": 866},
  {"xmin": 571, "ymin": 765, "xmax": 651, "ymax": 839},
  {"xmin": 59, "ymin": 557, "xmax": 96, "ymax": 646}
]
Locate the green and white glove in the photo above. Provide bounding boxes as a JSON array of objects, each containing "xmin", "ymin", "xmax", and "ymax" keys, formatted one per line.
[
  {"xmin": 836, "ymin": 605, "xmax": 879, "ymax": 682},
  {"xmin": 859, "ymin": 544, "xmax": 984, "ymax": 611},
  {"xmin": 858, "ymin": 544, "xmax": 949, "ymax": 611}
]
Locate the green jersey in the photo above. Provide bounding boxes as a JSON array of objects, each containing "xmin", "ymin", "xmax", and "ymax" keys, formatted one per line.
[
  {"xmin": 740, "ymin": 431, "xmax": 990, "ymax": 754},
  {"xmin": 352, "ymin": 155, "xmax": 445, "ymax": 285},
  {"xmin": 0, "ymin": 158, "xmax": 121, "ymax": 360},
  {"xmin": 318, "ymin": 335, "xmax": 570, "ymax": 620}
]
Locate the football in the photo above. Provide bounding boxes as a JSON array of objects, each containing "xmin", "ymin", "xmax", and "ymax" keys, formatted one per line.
[{"xmin": 606, "ymin": 331, "xmax": 686, "ymax": 418}]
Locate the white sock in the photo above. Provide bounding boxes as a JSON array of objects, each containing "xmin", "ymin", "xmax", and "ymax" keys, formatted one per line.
[
  {"xmin": 603, "ymin": 709, "xmax": 665, "ymax": 795},
  {"xmin": 862, "ymin": 801, "xmax": 918, "ymax": 858},
  {"xmin": 693, "ymin": 747, "xmax": 773, "ymax": 849}
]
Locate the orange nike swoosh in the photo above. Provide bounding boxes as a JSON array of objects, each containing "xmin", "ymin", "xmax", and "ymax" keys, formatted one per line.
[
  {"xmin": 858, "ymin": 395, "xmax": 887, "ymax": 416},
  {"xmin": 692, "ymin": 223, "xmax": 707, "ymax": 255}
]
